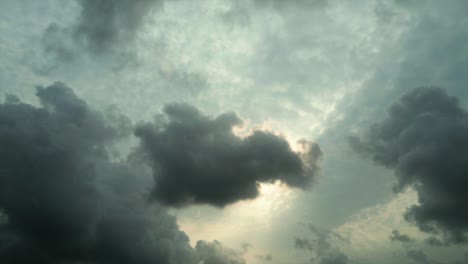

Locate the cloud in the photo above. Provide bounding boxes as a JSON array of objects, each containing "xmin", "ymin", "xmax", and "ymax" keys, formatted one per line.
[
  {"xmin": 252, "ymin": 0, "xmax": 328, "ymax": 11},
  {"xmin": 407, "ymin": 250, "xmax": 430, "ymax": 264},
  {"xmin": 256, "ymin": 253, "xmax": 273, "ymax": 262},
  {"xmin": 294, "ymin": 224, "xmax": 348, "ymax": 264},
  {"xmin": 195, "ymin": 240, "xmax": 246, "ymax": 264},
  {"xmin": 349, "ymin": 87, "xmax": 468, "ymax": 244},
  {"xmin": 0, "ymin": 82, "xmax": 240, "ymax": 264},
  {"xmin": 424, "ymin": 237, "xmax": 449, "ymax": 247},
  {"xmin": 73, "ymin": 0, "xmax": 162, "ymax": 54},
  {"xmin": 42, "ymin": 0, "xmax": 163, "ymax": 62},
  {"xmin": 295, "ymin": 238, "xmax": 313, "ymax": 251},
  {"xmin": 390, "ymin": 230, "xmax": 413, "ymax": 243},
  {"xmin": 134, "ymin": 102, "xmax": 322, "ymax": 207},
  {"xmin": 241, "ymin": 242, "xmax": 251, "ymax": 253}
]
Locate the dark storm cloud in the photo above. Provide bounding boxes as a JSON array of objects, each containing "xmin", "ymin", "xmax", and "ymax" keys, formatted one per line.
[
  {"xmin": 0, "ymin": 82, "xmax": 241, "ymax": 264},
  {"xmin": 195, "ymin": 240, "xmax": 245, "ymax": 264},
  {"xmin": 390, "ymin": 230, "xmax": 413, "ymax": 243},
  {"xmin": 294, "ymin": 224, "xmax": 348, "ymax": 264},
  {"xmin": 134, "ymin": 103, "xmax": 322, "ymax": 207},
  {"xmin": 349, "ymin": 87, "xmax": 468, "ymax": 244}
]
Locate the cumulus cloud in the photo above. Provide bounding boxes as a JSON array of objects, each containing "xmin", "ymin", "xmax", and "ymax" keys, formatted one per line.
[
  {"xmin": 390, "ymin": 230, "xmax": 413, "ymax": 243},
  {"xmin": 294, "ymin": 224, "xmax": 348, "ymax": 264},
  {"xmin": 0, "ymin": 82, "xmax": 243, "ymax": 264},
  {"xmin": 134, "ymin": 102, "xmax": 322, "ymax": 207},
  {"xmin": 349, "ymin": 87, "xmax": 468, "ymax": 243}
]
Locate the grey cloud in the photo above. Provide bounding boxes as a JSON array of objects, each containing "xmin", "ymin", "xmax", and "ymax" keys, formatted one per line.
[
  {"xmin": 225, "ymin": 0, "xmax": 328, "ymax": 22},
  {"xmin": 350, "ymin": 87, "xmax": 468, "ymax": 244},
  {"xmin": 390, "ymin": 230, "xmax": 413, "ymax": 243},
  {"xmin": 294, "ymin": 224, "xmax": 348, "ymax": 264},
  {"xmin": 312, "ymin": 0, "xmax": 468, "ymax": 233},
  {"xmin": 407, "ymin": 250, "xmax": 430, "ymax": 264},
  {"xmin": 425, "ymin": 237, "xmax": 449, "ymax": 247},
  {"xmin": 336, "ymin": 0, "xmax": 468, "ymax": 130},
  {"xmin": 73, "ymin": 0, "xmax": 162, "ymax": 54},
  {"xmin": 0, "ymin": 82, "xmax": 237, "ymax": 264},
  {"xmin": 4, "ymin": 94, "xmax": 20, "ymax": 104},
  {"xmin": 295, "ymin": 238, "xmax": 313, "ymax": 251},
  {"xmin": 316, "ymin": 251, "xmax": 347, "ymax": 264},
  {"xmin": 42, "ymin": 23, "xmax": 77, "ymax": 64},
  {"xmin": 195, "ymin": 240, "xmax": 245, "ymax": 264},
  {"xmin": 134, "ymin": 102, "xmax": 322, "ymax": 207},
  {"xmin": 42, "ymin": 0, "xmax": 163, "ymax": 64},
  {"xmin": 251, "ymin": 0, "xmax": 328, "ymax": 12},
  {"xmin": 241, "ymin": 242, "xmax": 251, "ymax": 253}
]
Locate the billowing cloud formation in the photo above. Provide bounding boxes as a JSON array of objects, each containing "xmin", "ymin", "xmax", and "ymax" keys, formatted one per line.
[
  {"xmin": 390, "ymin": 230, "xmax": 413, "ymax": 243},
  {"xmin": 0, "ymin": 82, "xmax": 243, "ymax": 264},
  {"xmin": 349, "ymin": 87, "xmax": 468, "ymax": 243},
  {"xmin": 195, "ymin": 240, "xmax": 245, "ymax": 264},
  {"xmin": 294, "ymin": 224, "xmax": 348, "ymax": 264},
  {"xmin": 134, "ymin": 103, "xmax": 322, "ymax": 207}
]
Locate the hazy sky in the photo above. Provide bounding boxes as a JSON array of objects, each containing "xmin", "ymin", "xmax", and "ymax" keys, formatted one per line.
[{"xmin": 1, "ymin": 1, "xmax": 468, "ymax": 264}]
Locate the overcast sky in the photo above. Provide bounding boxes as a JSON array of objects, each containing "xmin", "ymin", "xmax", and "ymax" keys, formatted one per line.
[{"xmin": 1, "ymin": 1, "xmax": 468, "ymax": 264}]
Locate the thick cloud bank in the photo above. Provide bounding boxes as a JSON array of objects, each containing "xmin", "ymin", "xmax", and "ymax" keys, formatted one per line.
[
  {"xmin": 350, "ymin": 87, "xmax": 468, "ymax": 243},
  {"xmin": 134, "ymin": 103, "xmax": 322, "ymax": 207},
  {"xmin": 0, "ymin": 82, "xmax": 243, "ymax": 264}
]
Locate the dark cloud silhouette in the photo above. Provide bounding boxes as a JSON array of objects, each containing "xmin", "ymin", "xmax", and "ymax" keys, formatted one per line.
[
  {"xmin": 390, "ymin": 230, "xmax": 413, "ymax": 243},
  {"xmin": 134, "ymin": 103, "xmax": 322, "ymax": 207},
  {"xmin": 294, "ymin": 224, "xmax": 348, "ymax": 264},
  {"xmin": 349, "ymin": 87, "xmax": 468, "ymax": 243},
  {"xmin": 195, "ymin": 240, "xmax": 245, "ymax": 264},
  {"xmin": 0, "ymin": 82, "xmax": 241, "ymax": 264}
]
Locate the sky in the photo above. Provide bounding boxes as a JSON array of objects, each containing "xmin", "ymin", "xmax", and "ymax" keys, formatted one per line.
[{"xmin": 1, "ymin": 0, "xmax": 468, "ymax": 264}]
